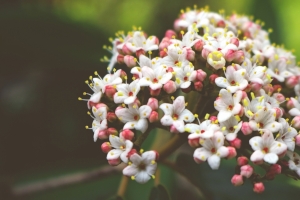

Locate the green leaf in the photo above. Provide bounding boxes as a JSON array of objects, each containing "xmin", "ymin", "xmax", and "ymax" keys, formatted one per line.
[
  {"xmin": 106, "ymin": 195, "xmax": 123, "ymax": 200},
  {"xmin": 148, "ymin": 184, "xmax": 170, "ymax": 200}
]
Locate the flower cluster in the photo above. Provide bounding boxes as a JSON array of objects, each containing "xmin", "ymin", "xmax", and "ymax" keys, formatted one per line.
[{"xmin": 79, "ymin": 6, "xmax": 300, "ymax": 192}]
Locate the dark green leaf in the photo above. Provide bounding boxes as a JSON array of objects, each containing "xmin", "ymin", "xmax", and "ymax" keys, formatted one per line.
[{"xmin": 149, "ymin": 184, "xmax": 170, "ymax": 200}]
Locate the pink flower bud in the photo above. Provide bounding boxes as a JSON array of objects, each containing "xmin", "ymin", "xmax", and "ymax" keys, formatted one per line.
[
  {"xmin": 149, "ymin": 111, "xmax": 159, "ymax": 123},
  {"xmin": 186, "ymin": 47, "xmax": 195, "ymax": 61},
  {"xmin": 115, "ymin": 106, "xmax": 124, "ymax": 112},
  {"xmin": 159, "ymin": 37, "xmax": 171, "ymax": 50},
  {"xmin": 201, "ymin": 48, "xmax": 210, "ymax": 59},
  {"xmin": 295, "ymin": 134, "xmax": 300, "ymax": 146},
  {"xmin": 292, "ymin": 116, "xmax": 300, "ymax": 129},
  {"xmin": 229, "ymin": 138, "xmax": 241, "ymax": 149},
  {"xmin": 287, "ymin": 99, "xmax": 295, "ymax": 110},
  {"xmin": 275, "ymin": 107, "xmax": 283, "ymax": 118},
  {"xmin": 251, "ymin": 82, "xmax": 262, "ymax": 92},
  {"xmin": 253, "ymin": 182, "xmax": 265, "ymax": 193},
  {"xmin": 195, "ymin": 69, "xmax": 207, "ymax": 81},
  {"xmin": 117, "ymin": 54, "xmax": 124, "ymax": 63},
  {"xmin": 231, "ymin": 174, "xmax": 243, "ymax": 186},
  {"xmin": 209, "ymin": 116, "xmax": 218, "ymax": 123},
  {"xmin": 122, "ymin": 44, "xmax": 133, "ymax": 55},
  {"xmin": 107, "ymin": 112, "xmax": 117, "ymax": 122},
  {"xmin": 224, "ymin": 49, "xmax": 236, "ymax": 62},
  {"xmin": 194, "ymin": 39, "xmax": 204, "ymax": 51},
  {"xmin": 127, "ymin": 149, "xmax": 138, "ymax": 159},
  {"xmin": 108, "ymin": 158, "xmax": 121, "ymax": 166},
  {"xmin": 159, "ymin": 49, "xmax": 168, "ymax": 58},
  {"xmin": 240, "ymin": 165, "xmax": 253, "ymax": 178},
  {"xmin": 227, "ymin": 146, "xmax": 237, "ymax": 159},
  {"xmin": 120, "ymin": 70, "xmax": 127, "ymax": 80},
  {"xmin": 230, "ymin": 37, "xmax": 239, "ymax": 47},
  {"xmin": 233, "ymin": 50, "xmax": 245, "ymax": 64},
  {"xmin": 98, "ymin": 130, "xmax": 108, "ymax": 140},
  {"xmin": 167, "ymin": 67, "xmax": 174, "ymax": 73},
  {"xmin": 133, "ymin": 74, "xmax": 140, "ymax": 80},
  {"xmin": 147, "ymin": 98, "xmax": 158, "ymax": 110},
  {"xmin": 273, "ymin": 93, "xmax": 285, "ymax": 102},
  {"xmin": 194, "ymin": 81, "xmax": 203, "ymax": 91},
  {"xmin": 165, "ymin": 30, "xmax": 177, "ymax": 39},
  {"xmin": 120, "ymin": 129, "xmax": 135, "ymax": 141},
  {"xmin": 170, "ymin": 125, "xmax": 180, "ymax": 133},
  {"xmin": 286, "ymin": 76, "xmax": 299, "ymax": 88},
  {"xmin": 237, "ymin": 156, "xmax": 249, "ymax": 166},
  {"xmin": 94, "ymin": 103, "xmax": 108, "ymax": 110},
  {"xmin": 163, "ymin": 80, "xmax": 177, "ymax": 94},
  {"xmin": 124, "ymin": 55, "xmax": 136, "ymax": 68},
  {"xmin": 136, "ymin": 49, "xmax": 145, "ymax": 58},
  {"xmin": 216, "ymin": 20, "xmax": 226, "ymax": 28},
  {"xmin": 263, "ymin": 84, "xmax": 274, "ymax": 94},
  {"xmin": 269, "ymin": 164, "xmax": 281, "ymax": 175},
  {"xmin": 107, "ymin": 128, "xmax": 118, "ymax": 136},
  {"xmin": 241, "ymin": 122, "xmax": 252, "ymax": 135},
  {"xmin": 101, "ymin": 142, "xmax": 112, "ymax": 153},
  {"xmin": 105, "ymin": 85, "xmax": 117, "ymax": 98},
  {"xmin": 150, "ymin": 88, "xmax": 161, "ymax": 96},
  {"xmin": 188, "ymin": 138, "xmax": 200, "ymax": 148},
  {"xmin": 209, "ymin": 74, "xmax": 218, "ymax": 84}
]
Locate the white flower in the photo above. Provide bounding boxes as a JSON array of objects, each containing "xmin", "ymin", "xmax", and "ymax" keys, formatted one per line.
[
  {"xmin": 125, "ymin": 31, "xmax": 158, "ymax": 53},
  {"xmin": 138, "ymin": 66, "xmax": 172, "ymax": 90},
  {"xmin": 114, "ymin": 80, "xmax": 140, "ymax": 104},
  {"xmin": 162, "ymin": 43, "xmax": 189, "ymax": 68},
  {"xmin": 160, "ymin": 96, "xmax": 195, "ymax": 133},
  {"xmin": 123, "ymin": 151, "xmax": 157, "ymax": 184},
  {"xmin": 287, "ymin": 151, "xmax": 300, "ymax": 177},
  {"xmin": 185, "ymin": 120, "xmax": 220, "ymax": 139},
  {"xmin": 107, "ymin": 135, "xmax": 133, "ymax": 163},
  {"xmin": 214, "ymin": 89, "xmax": 243, "ymax": 123},
  {"xmin": 249, "ymin": 130, "xmax": 287, "ymax": 164},
  {"xmin": 207, "ymin": 51, "xmax": 226, "ymax": 70},
  {"xmin": 267, "ymin": 55, "xmax": 293, "ymax": 82},
  {"xmin": 288, "ymin": 97, "xmax": 300, "ymax": 116},
  {"xmin": 193, "ymin": 131, "xmax": 229, "ymax": 170},
  {"xmin": 91, "ymin": 106, "xmax": 108, "ymax": 142},
  {"xmin": 248, "ymin": 108, "xmax": 281, "ymax": 132},
  {"xmin": 174, "ymin": 63, "xmax": 197, "ymax": 89},
  {"xmin": 116, "ymin": 104, "xmax": 151, "ymax": 133},
  {"xmin": 219, "ymin": 116, "xmax": 242, "ymax": 141},
  {"xmin": 276, "ymin": 118, "xmax": 297, "ymax": 151}
]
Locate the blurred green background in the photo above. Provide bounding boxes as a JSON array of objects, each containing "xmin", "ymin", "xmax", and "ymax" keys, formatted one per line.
[{"xmin": 1, "ymin": 0, "xmax": 300, "ymax": 199}]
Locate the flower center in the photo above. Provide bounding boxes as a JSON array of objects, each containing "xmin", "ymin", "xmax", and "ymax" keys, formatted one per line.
[
  {"xmin": 230, "ymin": 80, "xmax": 236, "ymax": 86},
  {"xmin": 134, "ymin": 115, "xmax": 139, "ymax": 121},
  {"xmin": 128, "ymin": 91, "xmax": 133, "ymax": 96},
  {"xmin": 211, "ymin": 148, "xmax": 216, "ymax": 153},
  {"xmin": 258, "ymin": 122, "xmax": 264, "ymax": 128},
  {"xmin": 262, "ymin": 147, "xmax": 269, "ymax": 154},
  {"xmin": 153, "ymin": 78, "xmax": 158, "ymax": 83},
  {"xmin": 184, "ymin": 76, "xmax": 188, "ymax": 81},
  {"xmin": 173, "ymin": 114, "xmax": 179, "ymax": 120},
  {"xmin": 227, "ymin": 105, "xmax": 233, "ymax": 110},
  {"xmin": 138, "ymin": 162, "xmax": 146, "ymax": 170},
  {"xmin": 217, "ymin": 48, "xmax": 222, "ymax": 51},
  {"xmin": 229, "ymin": 127, "xmax": 234, "ymax": 132}
]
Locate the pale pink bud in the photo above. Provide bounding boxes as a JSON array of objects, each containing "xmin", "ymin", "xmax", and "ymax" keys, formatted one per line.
[
  {"xmin": 167, "ymin": 67, "xmax": 174, "ymax": 73},
  {"xmin": 238, "ymin": 108, "xmax": 244, "ymax": 117},
  {"xmin": 233, "ymin": 50, "xmax": 245, "ymax": 64},
  {"xmin": 188, "ymin": 138, "xmax": 200, "ymax": 148},
  {"xmin": 287, "ymin": 99, "xmax": 295, "ymax": 110},
  {"xmin": 253, "ymin": 182, "xmax": 265, "ymax": 193},
  {"xmin": 240, "ymin": 165, "xmax": 253, "ymax": 178},
  {"xmin": 195, "ymin": 69, "xmax": 207, "ymax": 81},
  {"xmin": 101, "ymin": 142, "xmax": 112, "ymax": 153},
  {"xmin": 120, "ymin": 129, "xmax": 135, "ymax": 141},
  {"xmin": 170, "ymin": 125, "xmax": 180, "ymax": 133},
  {"xmin": 251, "ymin": 82, "xmax": 262, "ymax": 92},
  {"xmin": 209, "ymin": 116, "xmax": 218, "ymax": 123},
  {"xmin": 127, "ymin": 149, "xmax": 138, "ymax": 159},
  {"xmin": 227, "ymin": 146, "xmax": 237, "ymax": 159},
  {"xmin": 136, "ymin": 49, "xmax": 145, "ymax": 58},
  {"xmin": 273, "ymin": 93, "xmax": 285, "ymax": 102},
  {"xmin": 240, "ymin": 91, "xmax": 248, "ymax": 99},
  {"xmin": 201, "ymin": 48, "xmax": 210, "ymax": 59},
  {"xmin": 159, "ymin": 49, "xmax": 168, "ymax": 58},
  {"xmin": 107, "ymin": 128, "xmax": 118, "ymax": 136},
  {"xmin": 120, "ymin": 70, "xmax": 127, "ymax": 80},
  {"xmin": 241, "ymin": 122, "xmax": 252, "ymax": 135},
  {"xmin": 273, "ymin": 84, "xmax": 282, "ymax": 92},
  {"xmin": 292, "ymin": 116, "xmax": 300, "ymax": 129},
  {"xmin": 269, "ymin": 164, "xmax": 281, "ymax": 175},
  {"xmin": 237, "ymin": 156, "xmax": 249, "ymax": 166},
  {"xmin": 165, "ymin": 30, "xmax": 177, "ymax": 39},
  {"xmin": 105, "ymin": 85, "xmax": 117, "ymax": 98},
  {"xmin": 286, "ymin": 76, "xmax": 299, "ymax": 88},
  {"xmin": 230, "ymin": 37, "xmax": 239, "ymax": 47},
  {"xmin": 224, "ymin": 49, "xmax": 236, "ymax": 62},
  {"xmin": 186, "ymin": 47, "xmax": 195, "ymax": 61},
  {"xmin": 147, "ymin": 97, "xmax": 158, "ymax": 110},
  {"xmin": 149, "ymin": 111, "xmax": 159, "ymax": 123},
  {"xmin": 163, "ymin": 80, "xmax": 177, "ymax": 94},
  {"xmin": 108, "ymin": 158, "xmax": 121, "ymax": 166},
  {"xmin": 132, "ymin": 98, "xmax": 141, "ymax": 107},
  {"xmin": 194, "ymin": 39, "xmax": 204, "ymax": 51},
  {"xmin": 263, "ymin": 84, "xmax": 274, "ymax": 94},
  {"xmin": 295, "ymin": 134, "xmax": 300, "ymax": 146},
  {"xmin": 229, "ymin": 138, "xmax": 241, "ymax": 149},
  {"xmin": 194, "ymin": 81, "xmax": 203, "ymax": 91},
  {"xmin": 231, "ymin": 174, "xmax": 243, "ymax": 186},
  {"xmin": 122, "ymin": 44, "xmax": 132, "ymax": 55},
  {"xmin": 94, "ymin": 103, "xmax": 108, "ymax": 110},
  {"xmin": 209, "ymin": 74, "xmax": 218, "ymax": 84},
  {"xmin": 159, "ymin": 37, "xmax": 171, "ymax": 50},
  {"xmin": 150, "ymin": 88, "xmax": 161, "ymax": 96},
  {"xmin": 216, "ymin": 20, "xmax": 226, "ymax": 28},
  {"xmin": 275, "ymin": 107, "xmax": 283, "ymax": 118},
  {"xmin": 117, "ymin": 54, "xmax": 124, "ymax": 63},
  {"xmin": 124, "ymin": 55, "xmax": 136, "ymax": 68},
  {"xmin": 98, "ymin": 130, "xmax": 108, "ymax": 140},
  {"xmin": 107, "ymin": 112, "xmax": 117, "ymax": 122}
]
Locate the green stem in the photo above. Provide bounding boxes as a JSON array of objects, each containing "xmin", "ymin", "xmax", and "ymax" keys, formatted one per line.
[{"xmin": 117, "ymin": 175, "xmax": 129, "ymax": 198}]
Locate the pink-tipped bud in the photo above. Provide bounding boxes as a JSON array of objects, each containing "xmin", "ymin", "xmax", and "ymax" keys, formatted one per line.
[
  {"xmin": 251, "ymin": 82, "xmax": 262, "ymax": 92},
  {"xmin": 295, "ymin": 134, "xmax": 300, "ymax": 146},
  {"xmin": 94, "ymin": 103, "xmax": 108, "ymax": 110},
  {"xmin": 287, "ymin": 99, "xmax": 296, "ymax": 110},
  {"xmin": 227, "ymin": 146, "xmax": 237, "ymax": 159},
  {"xmin": 224, "ymin": 49, "xmax": 236, "ymax": 62},
  {"xmin": 101, "ymin": 142, "xmax": 112, "ymax": 153},
  {"xmin": 241, "ymin": 122, "xmax": 252, "ymax": 135},
  {"xmin": 170, "ymin": 125, "xmax": 180, "ymax": 133},
  {"xmin": 163, "ymin": 80, "xmax": 177, "ymax": 94},
  {"xmin": 230, "ymin": 37, "xmax": 239, "ymax": 47},
  {"xmin": 194, "ymin": 39, "xmax": 204, "ymax": 51},
  {"xmin": 132, "ymin": 98, "xmax": 141, "ymax": 107},
  {"xmin": 209, "ymin": 74, "xmax": 218, "ymax": 84},
  {"xmin": 273, "ymin": 93, "xmax": 285, "ymax": 102},
  {"xmin": 275, "ymin": 107, "xmax": 283, "ymax": 118},
  {"xmin": 149, "ymin": 111, "xmax": 159, "ymax": 123},
  {"xmin": 194, "ymin": 81, "xmax": 203, "ymax": 91},
  {"xmin": 117, "ymin": 54, "xmax": 124, "ymax": 63},
  {"xmin": 150, "ymin": 88, "xmax": 161, "ymax": 96},
  {"xmin": 292, "ymin": 116, "xmax": 300, "ymax": 129},
  {"xmin": 229, "ymin": 138, "xmax": 241, "ymax": 149},
  {"xmin": 108, "ymin": 158, "xmax": 121, "ymax": 166},
  {"xmin": 216, "ymin": 20, "xmax": 226, "ymax": 28},
  {"xmin": 115, "ymin": 106, "xmax": 124, "ymax": 112},
  {"xmin": 186, "ymin": 47, "xmax": 195, "ymax": 61},
  {"xmin": 107, "ymin": 112, "xmax": 117, "ymax": 122},
  {"xmin": 231, "ymin": 174, "xmax": 243, "ymax": 186},
  {"xmin": 159, "ymin": 49, "xmax": 168, "ymax": 58},
  {"xmin": 124, "ymin": 55, "xmax": 136, "ymax": 68},
  {"xmin": 273, "ymin": 84, "xmax": 282, "ymax": 92},
  {"xmin": 127, "ymin": 149, "xmax": 138, "ymax": 159},
  {"xmin": 253, "ymin": 182, "xmax": 265, "ymax": 193},
  {"xmin": 240, "ymin": 165, "xmax": 253, "ymax": 178},
  {"xmin": 147, "ymin": 97, "xmax": 159, "ymax": 110},
  {"xmin": 98, "ymin": 130, "xmax": 108, "ymax": 140},
  {"xmin": 165, "ymin": 30, "xmax": 177, "ymax": 39},
  {"xmin": 120, "ymin": 129, "xmax": 135, "ymax": 141},
  {"xmin": 167, "ymin": 67, "xmax": 174, "ymax": 73},
  {"xmin": 105, "ymin": 85, "xmax": 117, "ymax": 98},
  {"xmin": 107, "ymin": 128, "xmax": 118, "ymax": 136},
  {"xmin": 286, "ymin": 76, "xmax": 299, "ymax": 88},
  {"xmin": 269, "ymin": 164, "xmax": 281, "ymax": 175},
  {"xmin": 188, "ymin": 138, "xmax": 200, "ymax": 148},
  {"xmin": 195, "ymin": 69, "xmax": 207, "ymax": 81},
  {"xmin": 159, "ymin": 37, "xmax": 171, "ymax": 50},
  {"xmin": 237, "ymin": 156, "xmax": 249, "ymax": 166},
  {"xmin": 136, "ymin": 49, "xmax": 145, "ymax": 58},
  {"xmin": 120, "ymin": 70, "xmax": 127, "ymax": 80},
  {"xmin": 122, "ymin": 44, "xmax": 132, "ymax": 55},
  {"xmin": 201, "ymin": 48, "xmax": 210, "ymax": 59},
  {"xmin": 209, "ymin": 116, "xmax": 218, "ymax": 123},
  {"xmin": 233, "ymin": 50, "xmax": 245, "ymax": 64},
  {"xmin": 263, "ymin": 84, "xmax": 274, "ymax": 94}
]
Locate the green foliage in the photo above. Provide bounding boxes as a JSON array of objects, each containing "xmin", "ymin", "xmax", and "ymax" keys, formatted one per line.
[{"xmin": 149, "ymin": 184, "xmax": 171, "ymax": 200}]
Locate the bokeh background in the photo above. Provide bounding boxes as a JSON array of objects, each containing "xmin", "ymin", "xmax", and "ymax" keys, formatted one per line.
[{"xmin": 1, "ymin": 0, "xmax": 300, "ymax": 199}]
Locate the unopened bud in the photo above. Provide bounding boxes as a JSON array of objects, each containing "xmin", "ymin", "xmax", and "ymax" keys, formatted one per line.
[
  {"xmin": 105, "ymin": 85, "xmax": 117, "ymax": 98},
  {"xmin": 147, "ymin": 97, "xmax": 158, "ymax": 110},
  {"xmin": 237, "ymin": 156, "xmax": 248, "ymax": 166},
  {"xmin": 231, "ymin": 174, "xmax": 243, "ymax": 186},
  {"xmin": 136, "ymin": 49, "xmax": 145, "ymax": 58},
  {"xmin": 107, "ymin": 112, "xmax": 117, "ymax": 122},
  {"xmin": 188, "ymin": 138, "xmax": 200, "ymax": 148},
  {"xmin": 195, "ymin": 69, "xmax": 207, "ymax": 81},
  {"xmin": 149, "ymin": 111, "xmax": 159, "ymax": 123},
  {"xmin": 101, "ymin": 142, "xmax": 112, "ymax": 153},
  {"xmin": 253, "ymin": 182, "xmax": 265, "ymax": 193},
  {"xmin": 209, "ymin": 74, "xmax": 218, "ymax": 84},
  {"xmin": 163, "ymin": 80, "xmax": 177, "ymax": 94},
  {"xmin": 241, "ymin": 122, "xmax": 252, "ymax": 135},
  {"xmin": 117, "ymin": 54, "xmax": 124, "ymax": 63},
  {"xmin": 107, "ymin": 128, "xmax": 118, "ymax": 136},
  {"xmin": 227, "ymin": 146, "xmax": 237, "ymax": 159},
  {"xmin": 108, "ymin": 158, "xmax": 121, "ymax": 166},
  {"xmin": 286, "ymin": 76, "xmax": 299, "ymax": 88},
  {"xmin": 229, "ymin": 138, "xmax": 241, "ymax": 149},
  {"xmin": 120, "ymin": 129, "xmax": 135, "ymax": 141},
  {"xmin": 124, "ymin": 55, "xmax": 136, "ymax": 68},
  {"xmin": 240, "ymin": 164, "xmax": 253, "ymax": 178},
  {"xmin": 165, "ymin": 30, "xmax": 177, "ymax": 39}
]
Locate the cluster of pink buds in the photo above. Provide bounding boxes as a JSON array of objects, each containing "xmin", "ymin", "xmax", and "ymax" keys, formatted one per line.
[{"xmin": 79, "ymin": 6, "xmax": 300, "ymax": 191}]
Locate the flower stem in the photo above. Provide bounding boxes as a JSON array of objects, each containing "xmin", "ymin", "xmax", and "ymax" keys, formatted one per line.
[{"xmin": 117, "ymin": 175, "xmax": 129, "ymax": 198}]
